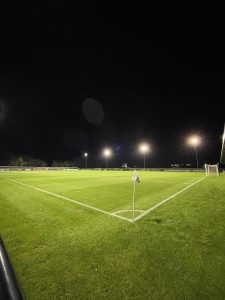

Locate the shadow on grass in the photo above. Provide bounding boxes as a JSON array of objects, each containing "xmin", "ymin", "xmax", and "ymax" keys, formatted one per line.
[{"xmin": 135, "ymin": 218, "xmax": 162, "ymax": 223}]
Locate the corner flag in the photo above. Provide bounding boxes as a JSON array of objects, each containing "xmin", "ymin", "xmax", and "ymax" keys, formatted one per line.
[
  {"xmin": 132, "ymin": 170, "xmax": 140, "ymax": 183},
  {"xmin": 132, "ymin": 172, "xmax": 140, "ymax": 183},
  {"xmin": 132, "ymin": 170, "xmax": 140, "ymax": 222}
]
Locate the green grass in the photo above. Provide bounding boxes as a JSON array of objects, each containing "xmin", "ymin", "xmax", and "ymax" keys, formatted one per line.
[{"xmin": 0, "ymin": 170, "xmax": 225, "ymax": 299}]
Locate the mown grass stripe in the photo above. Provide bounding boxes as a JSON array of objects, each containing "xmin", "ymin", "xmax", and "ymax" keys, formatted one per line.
[
  {"xmin": 134, "ymin": 176, "xmax": 207, "ymax": 222},
  {"xmin": 1, "ymin": 177, "xmax": 133, "ymax": 223}
]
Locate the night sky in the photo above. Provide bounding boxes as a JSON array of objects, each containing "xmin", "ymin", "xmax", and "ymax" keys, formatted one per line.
[{"xmin": 0, "ymin": 5, "xmax": 224, "ymax": 168}]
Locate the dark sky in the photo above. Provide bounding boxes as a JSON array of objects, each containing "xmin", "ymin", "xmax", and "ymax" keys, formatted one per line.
[{"xmin": 0, "ymin": 5, "xmax": 224, "ymax": 167}]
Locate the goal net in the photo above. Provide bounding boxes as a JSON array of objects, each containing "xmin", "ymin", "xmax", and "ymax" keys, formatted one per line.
[{"xmin": 205, "ymin": 164, "xmax": 219, "ymax": 176}]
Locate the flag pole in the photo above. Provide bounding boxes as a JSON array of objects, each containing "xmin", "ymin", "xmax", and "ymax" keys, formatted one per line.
[
  {"xmin": 132, "ymin": 170, "xmax": 137, "ymax": 222},
  {"xmin": 132, "ymin": 178, "xmax": 136, "ymax": 222}
]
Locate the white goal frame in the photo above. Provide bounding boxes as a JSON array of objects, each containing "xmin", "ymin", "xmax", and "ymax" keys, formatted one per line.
[{"xmin": 205, "ymin": 164, "xmax": 219, "ymax": 176}]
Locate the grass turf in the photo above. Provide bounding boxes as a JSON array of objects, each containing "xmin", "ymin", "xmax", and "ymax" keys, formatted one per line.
[{"xmin": 0, "ymin": 170, "xmax": 225, "ymax": 299}]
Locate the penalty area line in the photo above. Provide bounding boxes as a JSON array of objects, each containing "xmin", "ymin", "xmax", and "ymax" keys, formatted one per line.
[
  {"xmin": 134, "ymin": 176, "xmax": 207, "ymax": 222},
  {"xmin": 1, "ymin": 177, "xmax": 133, "ymax": 223}
]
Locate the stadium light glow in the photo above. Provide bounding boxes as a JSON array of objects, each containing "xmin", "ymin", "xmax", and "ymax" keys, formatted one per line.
[
  {"xmin": 84, "ymin": 153, "xmax": 88, "ymax": 157},
  {"xmin": 103, "ymin": 148, "xmax": 112, "ymax": 158},
  {"xmin": 139, "ymin": 143, "xmax": 150, "ymax": 154},
  {"xmin": 102, "ymin": 148, "xmax": 112, "ymax": 168},
  {"xmin": 187, "ymin": 135, "xmax": 201, "ymax": 168},
  {"xmin": 188, "ymin": 135, "xmax": 201, "ymax": 146},
  {"xmin": 138, "ymin": 143, "xmax": 150, "ymax": 169}
]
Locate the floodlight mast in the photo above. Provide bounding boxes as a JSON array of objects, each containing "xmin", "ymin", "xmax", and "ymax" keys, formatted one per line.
[
  {"xmin": 84, "ymin": 153, "xmax": 88, "ymax": 169},
  {"xmin": 139, "ymin": 143, "xmax": 150, "ymax": 170},
  {"xmin": 103, "ymin": 148, "xmax": 112, "ymax": 168},
  {"xmin": 188, "ymin": 136, "xmax": 200, "ymax": 168},
  {"xmin": 194, "ymin": 144, "xmax": 198, "ymax": 169},
  {"xmin": 220, "ymin": 123, "xmax": 225, "ymax": 164}
]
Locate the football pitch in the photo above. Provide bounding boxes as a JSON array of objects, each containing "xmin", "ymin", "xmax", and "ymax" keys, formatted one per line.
[{"xmin": 0, "ymin": 170, "xmax": 225, "ymax": 299}]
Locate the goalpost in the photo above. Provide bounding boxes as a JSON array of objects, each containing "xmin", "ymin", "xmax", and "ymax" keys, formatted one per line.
[{"xmin": 205, "ymin": 164, "xmax": 219, "ymax": 176}]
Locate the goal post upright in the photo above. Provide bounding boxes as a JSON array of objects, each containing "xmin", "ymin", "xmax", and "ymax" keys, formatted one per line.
[{"xmin": 204, "ymin": 163, "xmax": 208, "ymax": 176}]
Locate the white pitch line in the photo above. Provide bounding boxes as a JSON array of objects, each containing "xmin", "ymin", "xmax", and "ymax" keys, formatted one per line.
[
  {"xmin": 112, "ymin": 209, "xmax": 145, "ymax": 215},
  {"xmin": 134, "ymin": 176, "xmax": 207, "ymax": 222},
  {"xmin": 144, "ymin": 180, "xmax": 187, "ymax": 184},
  {"xmin": 1, "ymin": 177, "xmax": 133, "ymax": 223}
]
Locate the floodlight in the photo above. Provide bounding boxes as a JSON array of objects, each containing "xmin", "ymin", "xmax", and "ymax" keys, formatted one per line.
[
  {"xmin": 84, "ymin": 153, "xmax": 88, "ymax": 157},
  {"xmin": 139, "ymin": 143, "xmax": 150, "ymax": 154},
  {"xmin": 138, "ymin": 143, "xmax": 150, "ymax": 169},
  {"xmin": 102, "ymin": 148, "xmax": 112, "ymax": 168},
  {"xmin": 187, "ymin": 135, "xmax": 201, "ymax": 168},
  {"xmin": 188, "ymin": 135, "xmax": 201, "ymax": 146},
  {"xmin": 103, "ymin": 148, "xmax": 112, "ymax": 158}
]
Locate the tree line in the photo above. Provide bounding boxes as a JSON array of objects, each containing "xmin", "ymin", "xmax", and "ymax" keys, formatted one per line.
[{"xmin": 9, "ymin": 156, "xmax": 77, "ymax": 167}]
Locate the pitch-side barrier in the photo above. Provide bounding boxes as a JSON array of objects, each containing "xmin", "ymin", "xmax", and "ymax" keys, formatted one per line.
[{"xmin": 0, "ymin": 166, "xmax": 206, "ymax": 172}]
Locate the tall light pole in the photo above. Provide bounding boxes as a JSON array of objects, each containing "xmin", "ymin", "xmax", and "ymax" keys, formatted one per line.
[
  {"xmin": 84, "ymin": 153, "xmax": 88, "ymax": 169},
  {"xmin": 188, "ymin": 136, "xmax": 201, "ymax": 168},
  {"xmin": 138, "ymin": 143, "xmax": 150, "ymax": 170},
  {"xmin": 102, "ymin": 148, "xmax": 112, "ymax": 168},
  {"xmin": 220, "ymin": 123, "xmax": 225, "ymax": 164}
]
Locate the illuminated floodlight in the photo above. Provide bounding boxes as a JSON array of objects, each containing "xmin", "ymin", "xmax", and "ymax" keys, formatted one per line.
[
  {"xmin": 138, "ymin": 143, "xmax": 150, "ymax": 169},
  {"xmin": 139, "ymin": 143, "xmax": 150, "ymax": 154},
  {"xmin": 102, "ymin": 148, "xmax": 112, "ymax": 168},
  {"xmin": 188, "ymin": 135, "xmax": 201, "ymax": 146},
  {"xmin": 84, "ymin": 152, "xmax": 88, "ymax": 157},
  {"xmin": 103, "ymin": 148, "xmax": 112, "ymax": 158},
  {"xmin": 187, "ymin": 135, "xmax": 201, "ymax": 168}
]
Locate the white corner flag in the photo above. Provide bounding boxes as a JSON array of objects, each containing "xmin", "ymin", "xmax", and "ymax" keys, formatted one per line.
[
  {"xmin": 132, "ymin": 170, "xmax": 140, "ymax": 222},
  {"xmin": 132, "ymin": 171, "xmax": 140, "ymax": 183}
]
